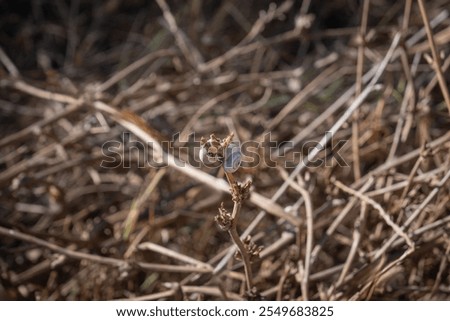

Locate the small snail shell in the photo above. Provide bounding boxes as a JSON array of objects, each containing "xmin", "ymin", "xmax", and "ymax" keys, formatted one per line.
[
  {"xmin": 199, "ymin": 138, "xmax": 221, "ymax": 165},
  {"xmin": 223, "ymin": 143, "xmax": 241, "ymax": 173},
  {"xmin": 199, "ymin": 144, "xmax": 208, "ymax": 163},
  {"xmin": 198, "ymin": 143, "xmax": 221, "ymax": 164}
]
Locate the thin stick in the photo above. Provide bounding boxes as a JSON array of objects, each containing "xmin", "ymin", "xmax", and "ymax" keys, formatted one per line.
[
  {"xmin": 0, "ymin": 226, "xmax": 212, "ymax": 274},
  {"xmin": 0, "ymin": 46, "xmax": 20, "ymax": 77},
  {"xmin": 278, "ymin": 169, "xmax": 313, "ymax": 300},
  {"xmin": 123, "ymin": 168, "xmax": 167, "ymax": 240},
  {"xmin": 201, "ymin": 2, "xmax": 302, "ymax": 72},
  {"xmin": 276, "ymin": 265, "xmax": 290, "ymax": 301},
  {"xmin": 387, "ymin": 47, "xmax": 415, "ymax": 160},
  {"xmin": 351, "ymin": 248, "xmax": 413, "ymax": 300},
  {"xmin": 373, "ymin": 168, "xmax": 450, "ymax": 260},
  {"xmin": 417, "ymin": 0, "xmax": 450, "ymax": 114},
  {"xmin": 423, "ymin": 55, "xmax": 450, "ymax": 97},
  {"xmin": 228, "ymin": 203, "xmax": 254, "ymax": 292},
  {"xmin": 138, "ymin": 242, "xmax": 212, "ymax": 269},
  {"xmin": 93, "ymin": 101, "xmax": 298, "ymax": 225},
  {"xmin": 399, "ymin": 144, "xmax": 427, "ymax": 201},
  {"xmin": 4, "ymin": 79, "xmax": 79, "ymax": 105},
  {"xmin": 179, "ymin": 84, "xmax": 248, "ymax": 143},
  {"xmin": 225, "ymin": 170, "xmax": 254, "ymax": 293},
  {"xmin": 155, "ymin": 0, "xmax": 204, "ymax": 70},
  {"xmin": 352, "ymin": 0, "xmax": 370, "ymax": 181},
  {"xmin": 354, "ymin": 131, "xmax": 450, "ymax": 188},
  {"xmin": 389, "ymin": 90, "xmax": 412, "ymax": 160},
  {"xmin": 265, "ymin": 65, "xmax": 338, "ymax": 132},
  {"xmin": 275, "ymin": 81, "xmax": 383, "ymax": 200},
  {"xmin": 335, "ymin": 202, "xmax": 367, "ymax": 287},
  {"xmin": 428, "ymin": 238, "xmax": 450, "ymax": 299},
  {"xmin": 123, "ymin": 226, "xmax": 150, "ymax": 260},
  {"xmin": 332, "ymin": 178, "xmax": 414, "ymax": 249},
  {"xmin": 391, "ymin": 215, "xmax": 450, "ymax": 249},
  {"xmin": 310, "ymin": 179, "xmax": 373, "ymax": 266},
  {"xmin": 282, "ymin": 11, "xmax": 447, "ymax": 157},
  {"xmin": 402, "ymin": 0, "xmax": 413, "ymax": 32},
  {"xmin": 271, "ymin": 33, "xmax": 401, "ymax": 203},
  {"xmin": 0, "ymin": 103, "xmax": 83, "ymax": 149},
  {"xmin": 366, "ymin": 167, "xmax": 444, "ymax": 197},
  {"xmin": 97, "ymin": 49, "xmax": 175, "ymax": 92},
  {"xmin": 279, "ymin": 65, "xmax": 377, "ymax": 156},
  {"xmin": 121, "ymin": 286, "xmax": 243, "ymax": 301}
]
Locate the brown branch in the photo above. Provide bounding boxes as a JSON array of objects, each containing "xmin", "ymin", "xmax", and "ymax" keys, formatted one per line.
[
  {"xmin": 0, "ymin": 226, "xmax": 212, "ymax": 274},
  {"xmin": 332, "ymin": 177, "xmax": 414, "ymax": 250},
  {"xmin": 417, "ymin": 0, "xmax": 450, "ymax": 114},
  {"xmin": 278, "ymin": 169, "xmax": 313, "ymax": 300},
  {"xmin": 352, "ymin": 0, "xmax": 370, "ymax": 181},
  {"xmin": 373, "ymin": 168, "xmax": 450, "ymax": 260}
]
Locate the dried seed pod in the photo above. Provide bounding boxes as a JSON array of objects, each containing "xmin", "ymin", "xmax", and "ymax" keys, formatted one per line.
[
  {"xmin": 215, "ymin": 202, "xmax": 233, "ymax": 231},
  {"xmin": 199, "ymin": 135, "xmax": 223, "ymax": 165},
  {"xmin": 223, "ymin": 143, "xmax": 241, "ymax": 173}
]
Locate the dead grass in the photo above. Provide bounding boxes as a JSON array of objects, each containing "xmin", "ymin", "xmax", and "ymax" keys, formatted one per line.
[{"xmin": 0, "ymin": 0, "xmax": 449, "ymax": 300}]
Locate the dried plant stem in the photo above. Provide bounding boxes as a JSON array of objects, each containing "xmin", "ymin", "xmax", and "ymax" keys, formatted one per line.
[
  {"xmin": 352, "ymin": 0, "xmax": 370, "ymax": 181},
  {"xmin": 417, "ymin": 0, "xmax": 450, "ymax": 114},
  {"xmin": 93, "ymin": 101, "xmax": 296, "ymax": 225},
  {"xmin": 123, "ymin": 286, "xmax": 243, "ymax": 301},
  {"xmin": 179, "ymin": 84, "xmax": 248, "ymax": 143},
  {"xmin": 332, "ymin": 178, "xmax": 414, "ymax": 249},
  {"xmin": 428, "ymin": 239, "xmax": 450, "ymax": 299},
  {"xmin": 0, "ymin": 102, "xmax": 83, "ymax": 149},
  {"xmin": 366, "ymin": 167, "xmax": 444, "ymax": 197},
  {"xmin": 423, "ymin": 55, "xmax": 450, "ymax": 97},
  {"xmin": 4, "ymin": 79, "xmax": 78, "ymax": 104},
  {"xmin": 266, "ymin": 64, "xmax": 338, "ymax": 132},
  {"xmin": 0, "ymin": 226, "xmax": 212, "ymax": 274},
  {"xmin": 297, "ymin": 184, "xmax": 313, "ymax": 301},
  {"xmin": 271, "ymin": 30, "xmax": 398, "ymax": 203},
  {"xmin": 278, "ymin": 169, "xmax": 313, "ymax": 300},
  {"xmin": 275, "ymin": 80, "xmax": 383, "ymax": 199},
  {"xmin": 399, "ymin": 144, "xmax": 427, "ymax": 201},
  {"xmin": 98, "ymin": 49, "xmax": 175, "ymax": 92},
  {"xmin": 123, "ymin": 168, "xmax": 167, "ymax": 240},
  {"xmin": 352, "ymin": 248, "xmax": 414, "ymax": 300},
  {"xmin": 354, "ymin": 131, "xmax": 450, "ymax": 188},
  {"xmin": 310, "ymin": 179, "xmax": 373, "ymax": 266},
  {"xmin": 3, "ymin": 1, "xmax": 450, "ymax": 301},
  {"xmin": 228, "ymin": 202, "xmax": 254, "ymax": 292},
  {"xmin": 373, "ymin": 168, "xmax": 450, "ymax": 260},
  {"xmin": 335, "ymin": 203, "xmax": 367, "ymax": 288},
  {"xmin": 224, "ymin": 171, "xmax": 254, "ymax": 293},
  {"xmin": 216, "ymin": 228, "xmax": 295, "ymax": 280},
  {"xmin": 0, "ymin": 46, "xmax": 20, "ymax": 77},
  {"xmin": 387, "ymin": 37, "xmax": 417, "ymax": 161},
  {"xmin": 138, "ymin": 242, "xmax": 212, "ymax": 269},
  {"xmin": 224, "ymin": 171, "xmax": 237, "ymax": 187},
  {"xmin": 155, "ymin": 0, "xmax": 204, "ymax": 69}
]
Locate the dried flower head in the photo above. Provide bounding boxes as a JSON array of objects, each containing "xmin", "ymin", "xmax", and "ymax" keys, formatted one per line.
[
  {"xmin": 199, "ymin": 134, "xmax": 225, "ymax": 163},
  {"xmin": 230, "ymin": 180, "xmax": 252, "ymax": 203},
  {"xmin": 234, "ymin": 235, "xmax": 263, "ymax": 263},
  {"xmin": 215, "ymin": 202, "xmax": 233, "ymax": 231},
  {"xmin": 199, "ymin": 133, "xmax": 241, "ymax": 173}
]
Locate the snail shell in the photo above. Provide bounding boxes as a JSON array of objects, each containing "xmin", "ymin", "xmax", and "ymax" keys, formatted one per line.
[
  {"xmin": 198, "ymin": 144, "xmax": 208, "ymax": 163},
  {"xmin": 199, "ymin": 138, "xmax": 222, "ymax": 165},
  {"xmin": 223, "ymin": 143, "xmax": 241, "ymax": 173}
]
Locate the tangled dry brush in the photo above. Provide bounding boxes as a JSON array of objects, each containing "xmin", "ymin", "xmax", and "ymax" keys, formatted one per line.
[{"xmin": 0, "ymin": 0, "xmax": 450, "ymax": 300}]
